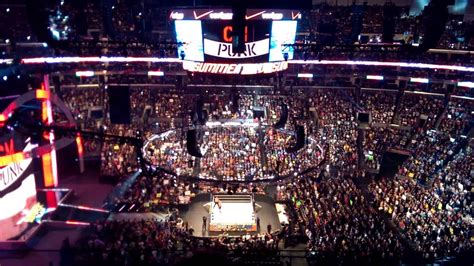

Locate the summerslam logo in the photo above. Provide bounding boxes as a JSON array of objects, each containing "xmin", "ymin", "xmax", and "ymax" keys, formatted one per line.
[{"xmin": 0, "ymin": 136, "xmax": 35, "ymax": 198}]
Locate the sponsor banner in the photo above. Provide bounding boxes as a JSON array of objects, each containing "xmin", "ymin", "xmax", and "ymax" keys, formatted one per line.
[
  {"xmin": 170, "ymin": 9, "xmax": 301, "ymax": 20},
  {"xmin": 183, "ymin": 61, "xmax": 288, "ymax": 75},
  {"xmin": 204, "ymin": 38, "xmax": 269, "ymax": 59}
]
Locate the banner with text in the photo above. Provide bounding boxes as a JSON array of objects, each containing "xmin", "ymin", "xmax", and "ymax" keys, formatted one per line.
[
  {"xmin": 204, "ymin": 38, "xmax": 269, "ymax": 59},
  {"xmin": 183, "ymin": 61, "xmax": 288, "ymax": 75}
]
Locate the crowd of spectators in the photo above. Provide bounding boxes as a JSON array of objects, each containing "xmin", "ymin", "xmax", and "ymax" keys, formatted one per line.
[
  {"xmin": 145, "ymin": 123, "xmax": 324, "ymax": 182},
  {"xmin": 109, "ymin": 170, "xmax": 268, "ymax": 213},
  {"xmin": 75, "ymin": 215, "xmax": 281, "ymax": 265},
  {"xmin": 396, "ymin": 93, "xmax": 445, "ymax": 128},
  {"xmin": 57, "ymin": 74, "xmax": 473, "ymax": 265},
  {"xmin": 402, "ymin": 129, "xmax": 460, "ymax": 183},
  {"xmin": 279, "ymin": 174, "xmax": 405, "ymax": 264},
  {"xmin": 438, "ymin": 97, "xmax": 473, "ymax": 137},
  {"xmin": 361, "ymin": 90, "xmax": 397, "ymax": 124},
  {"xmin": 199, "ymin": 126, "xmax": 263, "ymax": 181},
  {"xmin": 369, "ymin": 141, "xmax": 472, "ymax": 260},
  {"xmin": 310, "ymin": 90, "xmax": 358, "ymax": 171},
  {"xmin": 363, "ymin": 126, "xmax": 407, "ymax": 170},
  {"xmin": 55, "ymin": 72, "xmax": 472, "ymax": 187},
  {"xmin": 110, "ymin": 171, "xmax": 197, "ymax": 212}
]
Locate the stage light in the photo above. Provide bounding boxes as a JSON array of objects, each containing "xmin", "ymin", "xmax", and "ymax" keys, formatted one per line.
[
  {"xmin": 297, "ymin": 73, "xmax": 313, "ymax": 78},
  {"xmin": 3, "ymin": 76, "xmax": 7, "ymax": 81},
  {"xmin": 366, "ymin": 75, "xmax": 384, "ymax": 80},
  {"xmin": 410, "ymin": 77, "xmax": 429, "ymax": 83}
]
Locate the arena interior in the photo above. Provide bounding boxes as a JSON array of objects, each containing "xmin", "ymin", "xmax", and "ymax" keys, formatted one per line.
[{"xmin": 0, "ymin": 0, "xmax": 473, "ymax": 265}]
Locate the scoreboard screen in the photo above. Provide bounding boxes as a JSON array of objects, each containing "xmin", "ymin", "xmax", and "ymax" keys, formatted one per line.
[{"xmin": 172, "ymin": 9, "xmax": 300, "ymax": 64}]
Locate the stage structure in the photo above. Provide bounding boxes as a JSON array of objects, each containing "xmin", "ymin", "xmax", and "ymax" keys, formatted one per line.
[{"xmin": 0, "ymin": 76, "xmax": 84, "ymax": 244}]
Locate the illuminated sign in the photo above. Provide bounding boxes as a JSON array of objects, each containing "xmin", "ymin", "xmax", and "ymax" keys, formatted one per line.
[
  {"xmin": 261, "ymin": 12, "xmax": 284, "ymax": 20},
  {"xmin": 457, "ymin": 81, "xmax": 474, "ymax": 88},
  {"xmin": 297, "ymin": 73, "xmax": 313, "ymax": 78},
  {"xmin": 366, "ymin": 75, "xmax": 384, "ymax": 80},
  {"xmin": 410, "ymin": 77, "xmax": 429, "ymax": 83},
  {"xmin": 0, "ymin": 59, "xmax": 13, "ymax": 64},
  {"xmin": 170, "ymin": 11, "xmax": 184, "ymax": 20},
  {"xmin": 169, "ymin": 9, "xmax": 301, "ymax": 20},
  {"xmin": 148, "ymin": 71, "xmax": 164, "ymax": 76},
  {"xmin": 75, "ymin": 71, "xmax": 95, "ymax": 77},
  {"xmin": 222, "ymin": 26, "xmax": 248, "ymax": 42},
  {"xmin": 182, "ymin": 61, "xmax": 288, "ymax": 75},
  {"xmin": 204, "ymin": 38, "xmax": 269, "ymax": 59},
  {"xmin": 209, "ymin": 12, "xmax": 233, "ymax": 20}
]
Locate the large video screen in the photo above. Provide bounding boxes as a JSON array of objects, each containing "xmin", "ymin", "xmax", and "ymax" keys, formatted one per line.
[
  {"xmin": 175, "ymin": 20, "xmax": 205, "ymax": 62},
  {"xmin": 269, "ymin": 20, "xmax": 298, "ymax": 62},
  {"xmin": 0, "ymin": 131, "xmax": 38, "ymax": 240}
]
